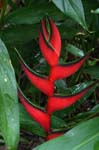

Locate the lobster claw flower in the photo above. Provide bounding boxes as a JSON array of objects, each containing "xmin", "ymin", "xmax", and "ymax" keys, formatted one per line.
[
  {"xmin": 16, "ymin": 50, "xmax": 54, "ymax": 96},
  {"xmin": 18, "ymin": 87, "xmax": 50, "ymax": 132},
  {"xmin": 49, "ymin": 52, "xmax": 90, "ymax": 81},
  {"xmin": 46, "ymin": 82, "xmax": 96, "ymax": 115},
  {"xmin": 16, "ymin": 17, "xmax": 97, "ymax": 141},
  {"xmin": 39, "ymin": 17, "xmax": 61, "ymax": 66}
]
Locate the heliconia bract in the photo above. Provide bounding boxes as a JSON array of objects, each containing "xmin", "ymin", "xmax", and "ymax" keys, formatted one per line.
[
  {"xmin": 39, "ymin": 17, "xmax": 61, "ymax": 66},
  {"xmin": 46, "ymin": 82, "xmax": 96, "ymax": 115},
  {"xmin": 16, "ymin": 50, "xmax": 54, "ymax": 96},
  {"xmin": 49, "ymin": 52, "xmax": 90, "ymax": 81},
  {"xmin": 18, "ymin": 88, "xmax": 50, "ymax": 132}
]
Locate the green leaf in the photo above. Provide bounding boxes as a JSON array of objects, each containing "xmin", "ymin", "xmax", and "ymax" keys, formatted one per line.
[
  {"xmin": 91, "ymin": 104, "xmax": 99, "ymax": 112},
  {"xmin": 55, "ymin": 80, "xmax": 67, "ymax": 90},
  {"xmin": 4, "ymin": 3, "xmax": 64, "ymax": 25},
  {"xmin": 20, "ymin": 104, "xmax": 46, "ymax": 137},
  {"xmin": 0, "ymin": 39, "xmax": 19, "ymax": 150},
  {"xmin": 59, "ymin": 19, "xmax": 80, "ymax": 39},
  {"xmin": 52, "ymin": 0, "xmax": 88, "ymax": 30},
  {"xmin": 0, "ymin": 24, "xmax": 39, "ymax": 45},
  {"xmin": 74, "ymin": 104, "xmax": 99, "ymax": 121},
  {"xmin": 82, "ymin": 0, "xmax": 99, "ymax": 31},
  {"xmin": 91, "ymin": 8, "xmax": 99, "ymax": 14},
  {"xmin": 51, "ymin": 115, "xmax": 67, "ymax": 130},
  {"xmin": 84, "ymin": 66, "xmax": 99, "ymax": 79},
  {"xmin": 94, "ymin": 141, "xmax": 99, "ymax": 150},
  {"xmin": 34, "ymin": 117, "xmax": 99, "ymax": 150},
  {"xmin": 66, "ymin": 44, "xmax": 84, "ymax": 57}
]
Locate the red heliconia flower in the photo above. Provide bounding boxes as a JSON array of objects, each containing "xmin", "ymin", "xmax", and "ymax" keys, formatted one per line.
[
  {"xmin": 18, "ymin": 87, "xmax": 50, "ymax": 132},
  {"xmin": 16, "ymin": 17, "xmax": 97, "ymax": 141},
  {"xmin": 46, "ymin": 132, "xmax": 64, "ymax": 141},
  {"xmin": 49, "ymin": 52, "xmax": 90, "ymax": 81},
  {"xmin": 46, "ymin": 82, "xmax": 96, "ymax": 115},
  {"xmin": 16, "ymin": 50, "xmax": 54, "ymax": 96},
  {"xmin": 39, "ymin": 17, "xmax": 61, "ymax": 66}
]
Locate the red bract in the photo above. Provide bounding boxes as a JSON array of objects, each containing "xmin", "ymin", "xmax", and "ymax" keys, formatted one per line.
[
  {"xmin": 18, "ymin": 88, "xmax": 50, "ymax": 132},
  {"xmin": 46, "ymin": 83, "xmax": 96, "ymax": 115},
  {"xmin": 20, "ymin": 63, "xmax": 54, "ymax": 96},
  {"xmin": 17, "ymin": 17, "xmax": 96, "ymax": 141},
  {"xmin": 16, "ymin": 50, "xmax": 54, "ymax": 96},
  {"xmin": 39, "ymin": 17, "xmax": 61, "ymax": 66},
  {"xmin": 49, "ymin": 52, "xmax": 90, "ymax": 81}
]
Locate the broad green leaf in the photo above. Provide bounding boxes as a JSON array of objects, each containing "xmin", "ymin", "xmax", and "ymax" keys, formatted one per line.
[
  {"xmin": 52, "ymin": 0, "xmax": 88, "ymax": 30},
  {"xmin": 0, "ymin": 39, "xmax": 19, "ymax": 150},
  {"xmin": 84, "ymin": 66, "xmax": 99, "ymax": 79},
  {"xmin": 4, "ymin": 3, "xmax": 64, "ymax": 24},
  {"xmin": 94, "ymin": 141, "xmax": 99, "ymax": 150},
  {"xmin": 66, "ymin": 44, "xmax": 84, "ymax": 57},
  {"xmin": 0, "ymin": 24, "xmax": 39, "ymax": 45},
  {"xmin": 20, "ymin": 104, "xmax": 46, "ymax": 137},
  {"xmin": 34, "ymin": 117, "xmax": 99, "ymax": 150}
]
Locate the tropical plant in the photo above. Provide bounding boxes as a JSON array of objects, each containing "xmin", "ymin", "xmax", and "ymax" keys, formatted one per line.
[{"xmin": 0, "ymin": 0, "xmax": 99, "ymax": 150}]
